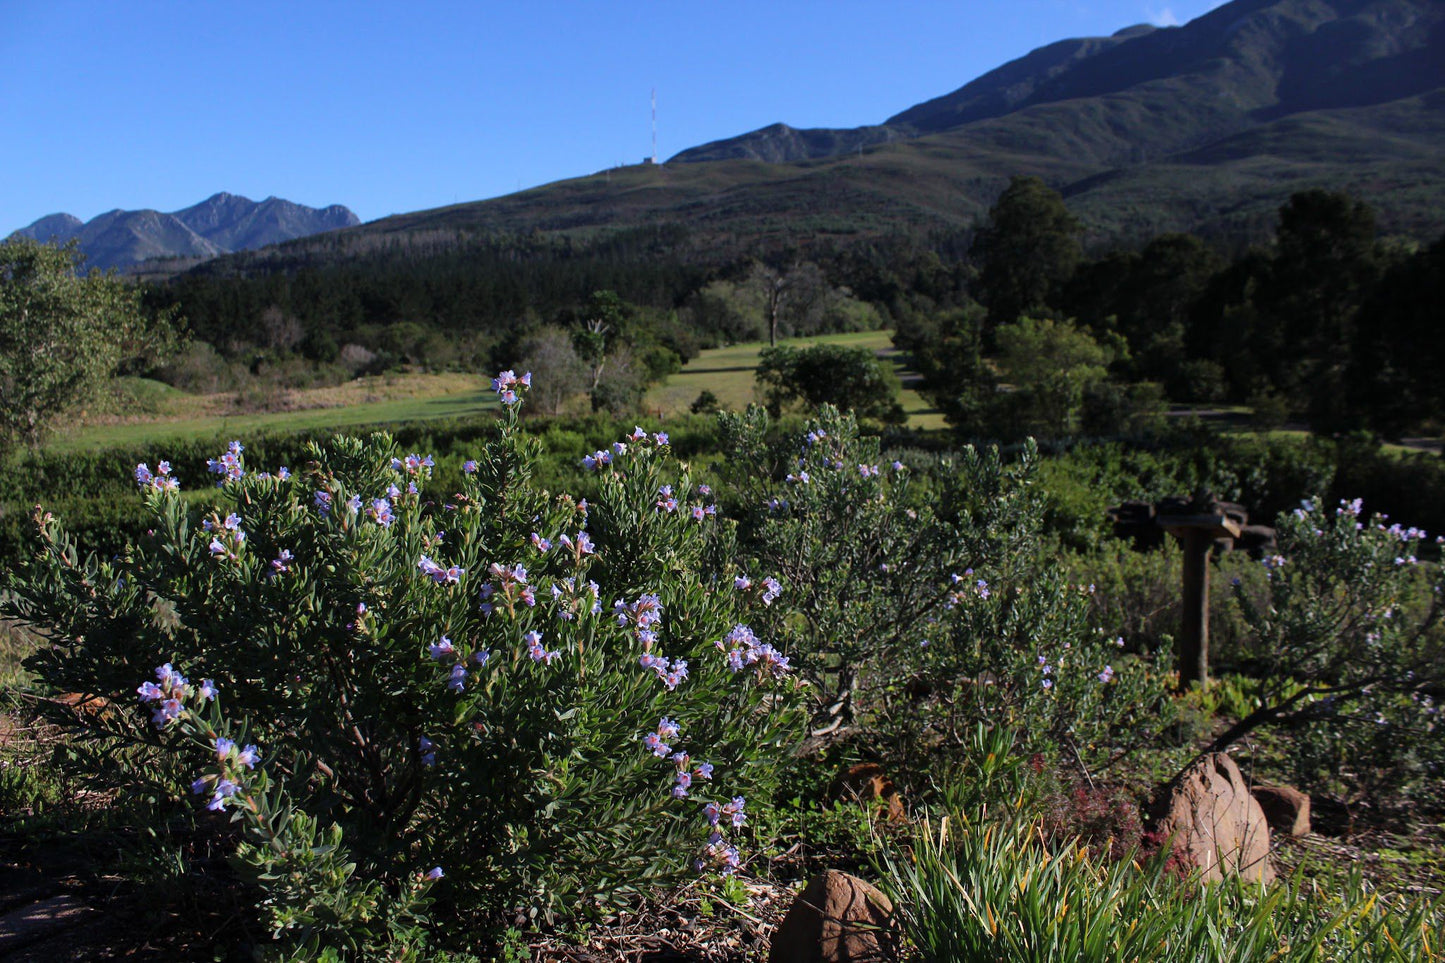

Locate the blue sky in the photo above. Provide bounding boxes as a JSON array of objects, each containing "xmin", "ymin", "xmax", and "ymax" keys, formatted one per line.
[{"xmin": 2, "ymin": 0, "xmax": 1227, "ymax": 233}]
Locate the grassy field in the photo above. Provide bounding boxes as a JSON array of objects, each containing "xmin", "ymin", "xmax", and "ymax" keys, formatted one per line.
[
  {"xmin": 44, "ymin": 331, "xmax": 944, "ymax": 452},
  {"xmin": 52, "ymin": 374, "xmax": 491, "ymax": 452},
  {"xmin": 645, "ymin": 328, "xmax": 947, "ymax": 430}
]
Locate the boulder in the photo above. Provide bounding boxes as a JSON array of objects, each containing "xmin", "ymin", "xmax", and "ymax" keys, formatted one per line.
[
  {"xmin": 1252, "ymin": 784, "xmax": 1310, "ymax": 838},
  {"xmin": 831, "ymin": 763, "xmax": 906, "ymax": 822},
  {"xmin": 1149, "ymin": 752, "xmax": 1274, "ymax": 883},
  {"xmin": 768, "ymin": 870, "xmax": 897, "ymax": 963}
]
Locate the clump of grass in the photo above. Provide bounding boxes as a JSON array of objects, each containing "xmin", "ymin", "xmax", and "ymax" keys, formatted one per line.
[
  {"xmin": 0, "ymin": 616, "xmax": 38, "ymax": 688},
  {"xmin": 877, "ymin": 810, "xmax": 1443, "ymax": 962}
]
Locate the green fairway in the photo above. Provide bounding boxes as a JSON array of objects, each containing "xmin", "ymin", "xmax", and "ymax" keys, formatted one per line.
[
  {"xmin": 51, "ymin": 389, "xmax": 493, "ymax": 453},
  {"xmin": 43, "ymin": 330, "xmax": 945, "ymax": 454},
  {"xmin": 647, "ymin": 329, "xmax": 947, "ymax": 430}
]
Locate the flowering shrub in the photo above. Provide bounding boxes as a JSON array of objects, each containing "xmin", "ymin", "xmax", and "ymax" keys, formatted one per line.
[
  {"xmin": 718, "ymin": 404, "xmax": 1044, "ymax": 730},
  {"xmin": 901, "ymin": 556, "xmax": 1176, "ymax": 774},
  {"xmin": 717, "ymin": 404, "xmax": 1173, "ymax": 778},
  {"xmin": 1223, "ymin": 498, "xmax": 1445, "ymax": 804},
  {"xmin": 4, "ymin": 376, "xmax": 802, "ymax": 955}
]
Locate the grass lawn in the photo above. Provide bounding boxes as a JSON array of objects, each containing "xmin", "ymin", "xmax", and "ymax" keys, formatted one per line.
[
  {"xmin": 52, "ymin": 374, "xmax": 491, "ymax": 452},
  {"xmin": 646, "ymin": 329, "xmax": 948, "ymax": 430},
  {"xmin": 44, "ymin": 332, "xmax": 946, "ymax": 453}
]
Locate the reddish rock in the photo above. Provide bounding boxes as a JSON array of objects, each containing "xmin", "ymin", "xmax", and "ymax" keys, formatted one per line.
[
  {"xmin": 831, "ymin": 763, "xmax": 906, "ymax": 822},
  {"xmin": 768, "ymin": 871, "xmax": 897, "ymax": 963},
  {"xmin": 53, "ymin": 692, "xmax": 111, "ymax": 718},
  {"xmin": 1252, "ymin": 784, "xmax": 1310, "ymax": 838},
  {"xmin": 1149, "ymin": 752, "xmax": 1274, "ymax": 883}
]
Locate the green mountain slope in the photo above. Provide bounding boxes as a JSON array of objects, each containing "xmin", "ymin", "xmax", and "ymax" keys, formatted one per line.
[{"xmin": 205, "ymin": 0, "xmax": 1445, "ymax": 276}]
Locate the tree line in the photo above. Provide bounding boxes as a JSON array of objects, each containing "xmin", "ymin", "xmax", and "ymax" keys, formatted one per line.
[{"xmin": 899, "ymin": 177, "xmax": 1445, "ymax": 440}]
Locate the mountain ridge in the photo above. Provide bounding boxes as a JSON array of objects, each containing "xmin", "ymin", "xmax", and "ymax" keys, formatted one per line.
[
  {"xmin": 7, "ymin": 193, "xmax": 360, "ymax": 271},
  {"xmin": 189, "ymin": 0, "xmax": 1445, "ymax": 278}
]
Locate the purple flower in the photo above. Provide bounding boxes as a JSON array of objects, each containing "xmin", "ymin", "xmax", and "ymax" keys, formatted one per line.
[
  {"xmin": 399, "ymin": 453, "xmax": 435, "ymax": 476},
  {"xmin": 197, "ymin": 679, "xmax": 217, "ymax": 701},
  {"xmin": 418, "ymin": 555, "xmax": 462, "ymax": 585},
  {"xmin": 314, "ymin": 490, "xmax": 332, "ymax": 515},
  {"xmin": 524, "ymin": 630, "xmax": 560, "ymax": 664},
  {"xmin": 448, "ymin": 664, "xmax": 467, "ymax": 692},
  {"xmin": 695, "ymin": 762, "xmax": 714, "ymax": 780},
  {"xmin": 558, "ymin": 531, "xmax": 595, "ymax": 556},
  {"xmin": 1097, "ymin": 665, "xmax": 1115, "ymax": 684},
  {"xmin": 270, "ymin": 549, "xmax": 294, "ymax": 574},
  {"xmin": 207, "ymin": 778, "xmax": 240, "ymax": 810},
  {"xmin": 425, "ymin": 866, "xmax": 444, "ymax": 880},
  {"xmin": 429, "ymin": 636, "xmax": 455, "ymax": 660},
  {"xmin": 762, "ymin": 577, "xmax": 782, "ymax": 605},
  {"xmin": 463, "ymin": 459, "xmax": 478, "ymax": 474},
  {"xmin": 492, "ymin": 370, "xmax": 531, "ymax": 404},
  {"xmin": 135, "ymin": 460, "xmax": 178, "ymax": 491},
  {"xmin": 723, "ymin": 795, "xmax": 746, "ymax": 828},
  {"xmin": 369, "ymin": 498, "xmax": 395, "ymax": 527}
]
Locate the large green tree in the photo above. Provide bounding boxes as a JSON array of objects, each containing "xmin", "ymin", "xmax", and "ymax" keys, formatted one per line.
[
  {"xmin": 0, "ymin": 239, "xmax": 178, "ymax": 453},
  {"xmin": 755, "ymin": 343, "xmax": 903, "ymax": 422},
  {"xmin": 970, "ymin": 176, "xmax": 1081, "ymax": 332},
  {"xmin": 1265, "ymin": 190, "xmax": 1382, "ymax": 429}
]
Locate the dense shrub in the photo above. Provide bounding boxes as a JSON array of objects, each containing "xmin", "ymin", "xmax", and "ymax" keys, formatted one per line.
[
  {"xmin": 716, "ymin": 405, "xmax": 1035, "ymax": 729},
  {"xmin": 3, "ymin": 382, "xmax": 802, "ymax": 956},
  {"xmin": 1223, "ymin": 497, "xmax": 1445, "ymax": 808},
  {"xmin": 754, "ymin": 343, "xmax": 904, "ymax": 423},
  {"xmin": 715, "ymin": 405, "xmax": 1176, "ymax": 783}
]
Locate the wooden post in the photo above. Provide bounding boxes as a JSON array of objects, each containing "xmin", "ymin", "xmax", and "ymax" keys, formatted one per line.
[
  {"xmin": 1158, "ymin": 513, "xmax": 1241, "ymax": 692},
  {"xmin": 1178, "ymin": 528, "xmax": 1212, "ymax": 690}
]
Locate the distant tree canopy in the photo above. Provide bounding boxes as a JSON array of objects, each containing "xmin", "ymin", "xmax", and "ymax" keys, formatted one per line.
[
  {"xmin": 115, "ymin": 178, "xmax": 1445, "ymax": 442},
  {"xmin": 898, "ymin": 186, "xmax": 1445, "ymax": 441},
  {"xmin": 0, "ymin": 239, "xmax": 178, "ymax": 453},
  {"xmin": 970, "ymin": 176, "xmax": 1081, "ymax": 333},
  {"xmin": 755, "ymin": 343, "xmax": 903, "ymax": 423}
]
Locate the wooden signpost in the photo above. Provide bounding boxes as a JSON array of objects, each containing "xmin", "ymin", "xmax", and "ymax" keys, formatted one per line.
[
  {"xmin": 1156, "ymin": 510, "xmax": 1242, "ymax": 690},
  {"xmin": 1108, "ymin": 494, "xmax": 1265, "ymax": 692}
]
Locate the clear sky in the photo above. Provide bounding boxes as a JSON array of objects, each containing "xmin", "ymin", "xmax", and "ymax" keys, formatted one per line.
[{"xmin": 2, "ymin": 0, "xmax": 1228, "ymax": 234}]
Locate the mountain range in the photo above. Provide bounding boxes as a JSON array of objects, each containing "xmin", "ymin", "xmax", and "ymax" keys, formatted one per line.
[
  {"xmin": 32, "ymin": 0, "xmax": 1443, "ymax": 281},
  {"xmin": 204, "ymin": 0, "xmax": 1435, "ymax": 271},
  {"xmin": 7, "ymin": 194, "xmax": 359, "ymax": 272}
]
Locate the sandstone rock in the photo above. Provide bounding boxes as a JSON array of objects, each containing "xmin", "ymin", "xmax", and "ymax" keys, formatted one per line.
[
  {"xmin": 768, "ymin": 870, "xmax": 897, "ymax": 963},
  {"xmin": 1252, "ymin": 784, "xmax": 1310, "ymax": 838},
  {"xmin": 53, "ymin": 692, "xmax": 110, "ymax": 717},
  {"xmin": 1149, "ymin": 752, "xmax": 1274, "ymax": 883},
  {"xmin": 832, "ymin": 763, "xmax": 906, "ymax": 822}
]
